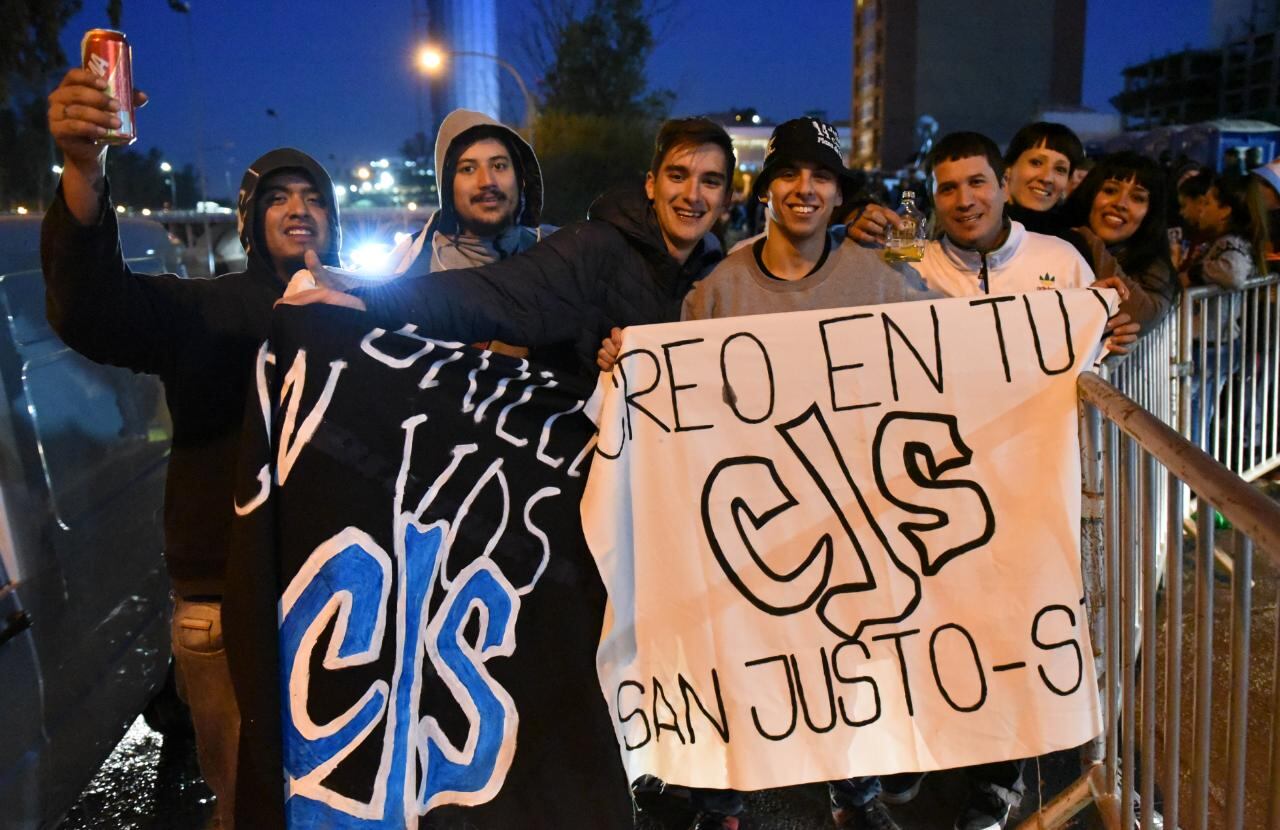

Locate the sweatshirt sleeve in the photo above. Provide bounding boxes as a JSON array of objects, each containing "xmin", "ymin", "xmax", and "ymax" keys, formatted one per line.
[
  {"xmin": 1118, "ymin": 258, "xmax": 1176, "ymax": 333},
  {"xmin": 355, "ymin": 221, "xmax": 605, "ymax": 345},
  {"xmin": 42, "ymin": 184, "xmax": 196, "ymax": 376},
  {"xmin": 1197, "ymin": 237, "xmax": 1253, "ymax": 290}
]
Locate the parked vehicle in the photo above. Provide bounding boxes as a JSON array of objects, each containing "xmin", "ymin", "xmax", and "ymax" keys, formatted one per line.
[{"xmin": 0, "ymin": 214, "xmax": 178, "ymax": 829}]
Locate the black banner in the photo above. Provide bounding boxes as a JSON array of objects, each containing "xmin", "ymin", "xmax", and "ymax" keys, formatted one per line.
[{"xmin": 226, "ymin": 306, "xmax": 631, "ymax": 829}]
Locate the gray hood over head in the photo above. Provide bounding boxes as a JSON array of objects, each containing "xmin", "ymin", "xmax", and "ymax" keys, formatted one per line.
[
  {"xmin": 236, "ymin": 147, "xmax": 342, "ymax": 272},
  {"xmin": 432, "ymin": 109, "xmax": 543, "ymax": 235}
]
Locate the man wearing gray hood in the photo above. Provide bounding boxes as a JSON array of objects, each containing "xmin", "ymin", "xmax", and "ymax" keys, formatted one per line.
[
  {"xmin": 43, "ymin": 68, "xmax": 344, "ymax": 829},
  {"xmin": 420, "ymin": 109, "xmax": 553, "ymax": 271},
  {"xmin": 390, "ymin": 109, "xmax": 555, "ymax": 360}
]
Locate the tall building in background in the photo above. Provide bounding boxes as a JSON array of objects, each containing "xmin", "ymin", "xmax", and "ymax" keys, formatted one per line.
[
  {"xmin": 1114, "ymin": 1, "xmax": 1280, "ymax": 130},
  {"xmin": 1214, "ymin": 0, "xmax": 1280, "ymax": 42},
  {"xmin": 427, "ymin": 0, "xmax": 501, "ymax": 134},
  {"xmin": 850, "ymin": 0, "xmax": 1085, "ymax": 170}
]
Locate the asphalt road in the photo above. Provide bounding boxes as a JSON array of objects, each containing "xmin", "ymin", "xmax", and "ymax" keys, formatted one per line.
[{"xmin": 57, "ymin": 717, "xmax": 214, "ymax": 830}]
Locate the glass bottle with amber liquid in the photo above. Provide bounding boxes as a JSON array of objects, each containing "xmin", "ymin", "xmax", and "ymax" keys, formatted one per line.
[{"xmin": 884, "ymin": 190, "xmax": 926, "ymax": 263}]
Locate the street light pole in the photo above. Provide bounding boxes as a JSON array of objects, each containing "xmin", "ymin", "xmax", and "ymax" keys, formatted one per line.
[
  {"xmin": 160, "ymin": 161, "xmax": 177, "ymax": 209},
  {"xmin": 417, "ymin": 46, "xmax": 538, "ymax": 146}
]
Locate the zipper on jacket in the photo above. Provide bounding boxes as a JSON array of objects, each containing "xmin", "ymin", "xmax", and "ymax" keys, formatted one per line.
[{"xmin": 979, "ymin": 251, "xmax": 990, "ymax": 293}]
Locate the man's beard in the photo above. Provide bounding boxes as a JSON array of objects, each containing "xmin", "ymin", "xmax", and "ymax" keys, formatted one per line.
[{"xmin": 458, "ymin": 192, "xmax": 518, "ymax": 237}]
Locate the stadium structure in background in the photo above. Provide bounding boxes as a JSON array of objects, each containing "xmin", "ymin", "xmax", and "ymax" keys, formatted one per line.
[{"xmin": 417, "ymin": 0, "xmax": 502, "ymax": 136}]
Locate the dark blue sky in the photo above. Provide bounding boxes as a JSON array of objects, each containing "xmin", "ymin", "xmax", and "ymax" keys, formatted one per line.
[{"xmin": 58, "ymin": 0, "xmax": 1208, "ymax": 196}]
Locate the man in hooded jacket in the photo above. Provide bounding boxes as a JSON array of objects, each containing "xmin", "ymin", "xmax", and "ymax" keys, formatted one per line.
[
  {"xmin": 43, "ymin": 68, "xmax": 343, "ymax": 829},
  {"xmin": 387, "ymin": 109, "xmax": 564, "ymax": 363},
  {"xmin": 411, "ymin": 109, "xmax": 553, "ymax": 274}
]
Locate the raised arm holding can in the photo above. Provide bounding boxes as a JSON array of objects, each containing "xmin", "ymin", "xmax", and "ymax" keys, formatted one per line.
[{"xmin": 46, "ymin": 32, "xmax": 148, "ymax": 226}]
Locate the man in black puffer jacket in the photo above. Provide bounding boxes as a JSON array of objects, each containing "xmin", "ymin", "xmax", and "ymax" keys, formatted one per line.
[{"xmin": 287, "ymin": 117, "xmax": 735, "ymax": 375}]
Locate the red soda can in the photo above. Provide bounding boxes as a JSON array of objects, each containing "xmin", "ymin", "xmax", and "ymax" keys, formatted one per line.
[{"xmin": 81, "ymin": 29, "xmax": 136, "ymax": 146}]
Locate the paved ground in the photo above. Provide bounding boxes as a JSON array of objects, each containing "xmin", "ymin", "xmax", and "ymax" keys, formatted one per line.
[{"xmin": 57, "ymin": 717, "xmax": 214, "ymax": 830}]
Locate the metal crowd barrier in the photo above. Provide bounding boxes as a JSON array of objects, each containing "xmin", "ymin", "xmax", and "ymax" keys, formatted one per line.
[
  {"xmin": 1100, "ymin": 309, "xmax": 1181, "ymax": 574},
  {"xmin": 1103, "ymin": 274, "xmax": 1279, "ymax": 486},
  {"xmin": 1181, "ymin": 275, "xmax": 1280, "ymax": 483},
  {"xmin": 1028, "ymin": 372, "xmax": 1280, "ymax": 830}
]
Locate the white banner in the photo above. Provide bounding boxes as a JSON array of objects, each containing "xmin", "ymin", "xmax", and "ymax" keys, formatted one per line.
[{"xmin": 581, "ymin": 289, "xmax": 1112, "ymax": 791}]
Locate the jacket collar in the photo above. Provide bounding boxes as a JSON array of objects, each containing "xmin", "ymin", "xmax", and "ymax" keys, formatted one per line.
[{"xmin": 937, "ymin": 219, "xmax": 1025, "ymax": 272}]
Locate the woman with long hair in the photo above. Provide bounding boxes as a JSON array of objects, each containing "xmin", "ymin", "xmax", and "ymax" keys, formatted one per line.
[
  {"xmin": 1172, "ymin": 173, "xmax": 1265, "ymax": 449},
  {"xmin": 1065, "ymin": 152, "xmax": 1178, "ymax": 332}
]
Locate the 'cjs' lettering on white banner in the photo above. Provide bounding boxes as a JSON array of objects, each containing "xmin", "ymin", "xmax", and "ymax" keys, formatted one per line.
[{"xmin": 582, "ymin": 289, "xmax": 1113, "ymax": 792}]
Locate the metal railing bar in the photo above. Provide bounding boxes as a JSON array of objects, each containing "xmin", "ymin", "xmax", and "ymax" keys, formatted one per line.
[
  {"xmin": 1180, "ymin": 296, "xmax": 1193, "ymax": 440},
  {"xmin": 1163, "ymin": 469, "xmax": 1184, "ymax": 830},
  {"xmin": 1268, "ymin": 582, "xmax": 1280, "ymax": 830},
  {"xmin": 1078, "ymin": 373, "xmax": 1280, "ymax": 557},
  {"xmin": 1120, "ymin": 435, "xmax": 1138, "ymax": 830},
  {"xmin": 1267, "ymin": 294, "xmax": 1276, "ymax": 460},
  {"xmin": 1226, "ymin": 536, "xmax": 1253, "ymax": 829},
  {"xmin": 1104, "ymin": 417, "xmax": 1121, "ymax": 793},
  {"xmin": 1140, "ymin": 452, "xmax": 1158, "ymax": 829},
  {"xmin": 1192, "ymin": 504, "xmax": 1215, "ymax": 830}
]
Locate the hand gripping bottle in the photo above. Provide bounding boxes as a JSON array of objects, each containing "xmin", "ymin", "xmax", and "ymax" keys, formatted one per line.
[{"xmin": 884, "ymin": 190, "xmax": 926, "ymax": 262}]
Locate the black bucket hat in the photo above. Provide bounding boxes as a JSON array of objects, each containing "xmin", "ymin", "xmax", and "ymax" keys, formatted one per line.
[{"xmin": 753, "ymin": 117, "xmax": 862, "ymax": 210}]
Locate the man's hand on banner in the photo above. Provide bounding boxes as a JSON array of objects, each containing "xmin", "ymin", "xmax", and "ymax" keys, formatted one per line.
[
  {"xmin": 275, "ymin": 250, "xmax": 368, "ymax": 310},
  {"xmin": 596, "ymin": 327, "xmax": 623, "ymax": 372},
  {"xmin": 846, "ymin": 203, "xmax": 902, "ymax": 247},
  {"xmin": 276, "ymin": 287, "xmax": 367, "ymax": 310}
]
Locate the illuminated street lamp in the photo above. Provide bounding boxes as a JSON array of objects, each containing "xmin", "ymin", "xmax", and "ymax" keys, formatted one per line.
[
  {"xmin": 417, "ymin": 47, "xmax": 444, "ymax": 73},
  {"xmin": 416, "ymin": 44, "xmax": 538, "ymax": 144},
  {"xmin": 159, "ymin": 161, "xmax": 177, "ymax": 209}
]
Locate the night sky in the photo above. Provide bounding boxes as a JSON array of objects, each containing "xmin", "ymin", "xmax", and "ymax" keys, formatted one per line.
[{"xmin": 57, "ymin": 0, "xmax": 1209, "ymax": 198}]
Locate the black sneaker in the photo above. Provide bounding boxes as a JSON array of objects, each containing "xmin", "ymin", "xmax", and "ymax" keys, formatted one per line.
[
  {"xmin": 689, "ymin": 813, "xmax": 741, "ymax": 830},
  {"xmin": 879, "ymin": 772, "xmax": 926, "ymax": 805},
  {"xmin": 953, "ymin": 787, "xmax": 1013, "ymax": 830},
  {"xmin": 832, "ymin": 797, "xmax": 901, "ymax": 830}
]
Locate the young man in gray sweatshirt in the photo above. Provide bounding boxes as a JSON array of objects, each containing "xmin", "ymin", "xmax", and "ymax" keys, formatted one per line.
[
  {"xmin": 679, "ymin": 118, "xmax": 934, "ymax": 323},
  {"xmin": 598, "ymin": 117, "xmax": 932, "ymax": 830}
]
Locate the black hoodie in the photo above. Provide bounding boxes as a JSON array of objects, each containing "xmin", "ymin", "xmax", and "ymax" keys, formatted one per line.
[
  {"xmin": 357, "ymin": 184, "xmax": 723, "ymax": 376},
  {"xmin": 42, "ymin": 148, "xmax": 341, "ymax": 598}
]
